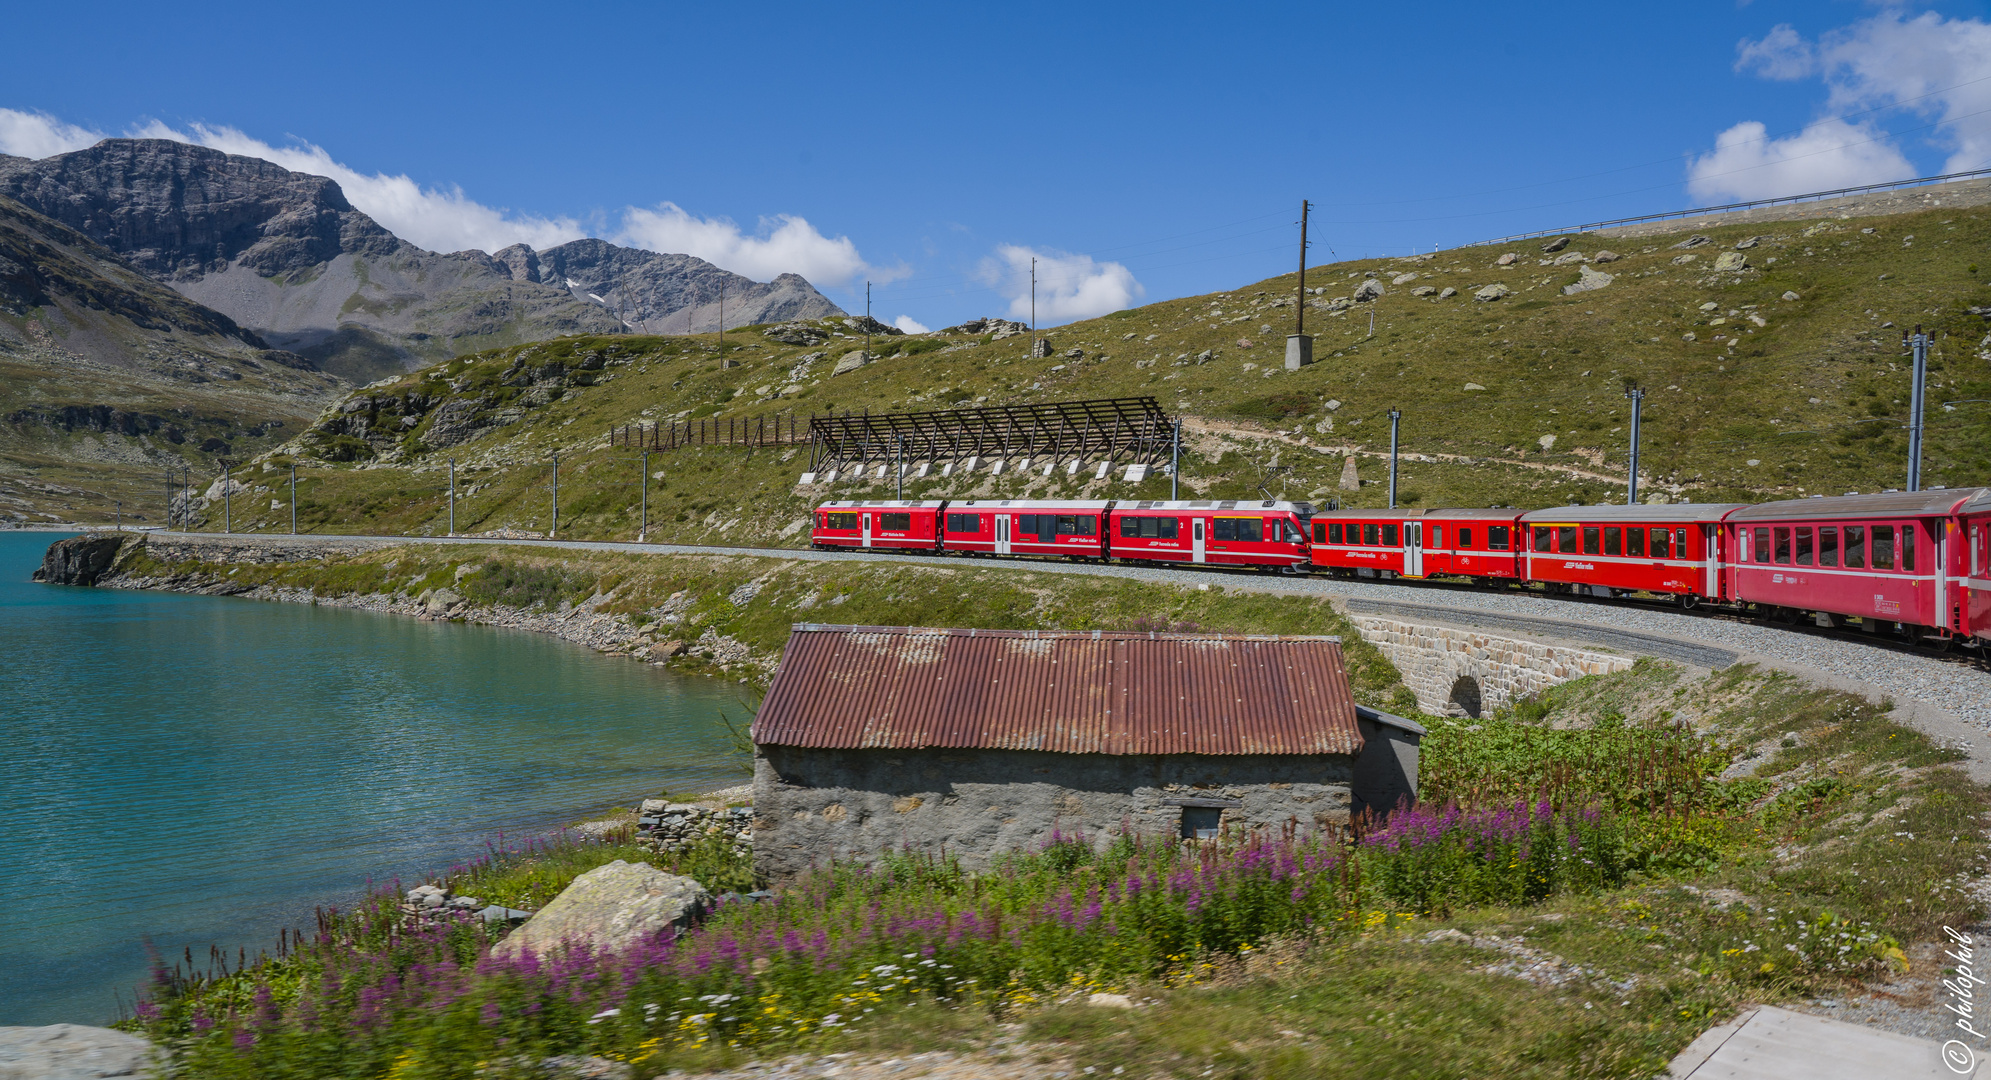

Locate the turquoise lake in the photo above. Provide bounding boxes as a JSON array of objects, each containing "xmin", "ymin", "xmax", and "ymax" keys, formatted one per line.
[{"xmin": 0, "ymin": 531, "xmax": 746, "ymax": 1026}]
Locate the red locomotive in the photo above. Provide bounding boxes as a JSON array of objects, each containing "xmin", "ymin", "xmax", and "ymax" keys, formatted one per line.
[{"xmin": 812, "ymin": 498, "xmax": 1312, "ymax": 569}]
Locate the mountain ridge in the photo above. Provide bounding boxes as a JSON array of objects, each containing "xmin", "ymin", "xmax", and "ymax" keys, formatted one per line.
[{"xmin": 0, "ymin": 140, "xmax": 845, "ymax": 381}]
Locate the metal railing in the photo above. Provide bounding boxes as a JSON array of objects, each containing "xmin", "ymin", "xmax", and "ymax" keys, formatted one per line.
[{"xmin": 1469, "ymin": 167, "xmax": 1991, "ymax": 247}]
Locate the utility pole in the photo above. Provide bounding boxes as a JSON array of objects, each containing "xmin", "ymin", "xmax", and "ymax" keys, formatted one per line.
[
  {"xmin": 290, "ymin": 463, "xmax": 298, "ymax": 534},
  {"xmin": 895, "ymin": 434, "xmax": 904, "ymax": 500},
  {"xmin": 1171, "ymin": 417, "xmax": 1180, "ymax": 501},
  {"xmin": 165, "ymin": 470, "xmax": 175, "ymax": 529},
  {"xmin": 446, "ymin": 459, "xmax": 455, "ymax": 536},
  {"xmin": 1387, "ymin": 409, "xmax": 1402, "ymax": 510},
  {"xmin": 220, "ymin": 460, "xmax": 232, "ymax": 534},
  {"xmin": 1624, "ymin": 384, "xmax": 1645, "ymax": 506},
  {"xmin": 718, "ymin": 281, "xmax": 725, "ymax": 356},
  {"xmin": 1906, "ymin": 325, "xmax": 1930, "ymax": 492},
  {"xmin": 865, "ymin": 281, "xmax": 872, "ymax": 361},
  {"xmin": 115, "ymin": 500, "xmax": 121, "ymax": 531},
  {"xmin": 639, "ymin": 450, "xmax": 649, "ymax": 542},
  {"xmin": 183, "ymin": 467, "xmax": 192, "ymax": 532},
  {"xmin": 1030, "ymin": 256, "xmax": 1038, "ymax": 357},
  {"xmin": 549, "ymin": 453, "xmax": 559, "ymax": 539},
  {"xmin": 1287, "ymin": 200, "xmax": 1313, "ymax": 370}
]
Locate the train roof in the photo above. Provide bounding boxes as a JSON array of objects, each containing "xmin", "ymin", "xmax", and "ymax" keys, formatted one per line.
[
  {"xmin": 1519, "ymin": 503, "xmax": 1751, "ymax": 524},
  {"xmin": 1309, "ymin": 507, "xmax": 1522, "ymax": 520},
  {"xmin": 1112, "ymin": 499, "xmax": 1316, "ymax": 514},
  {"xmin": 948, "ymin": 499, "xmax": 1115, "ymax": 510},
  {"xmin": 817, "ymin": 500, "xmax": 948, "ymax": 508},
  {"xmin": 1729, "ymin": 487, "xmax": 1991, "ymax": 522}
]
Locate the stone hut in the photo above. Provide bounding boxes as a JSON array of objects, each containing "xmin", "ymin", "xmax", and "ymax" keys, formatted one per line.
[{"xmin": 750, "ymin": 624, "xmax": 1422, "ymax": 880}]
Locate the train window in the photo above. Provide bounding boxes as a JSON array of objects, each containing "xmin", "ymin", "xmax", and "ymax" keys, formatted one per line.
[
  {"xmin": 1872, "ymin": 526, "xmax": 1895, "ymax": 570},
  {"xmin": 1313, "ymin": 521, "xmax": 1327, "ymax": 544},
  {"xmin": 1214, "ymin": 518, "xmax": 1233, "ymax": 541},
  {"xmin": 1558, "ymin": 526, "xmax": 1578, "ymax": 554},
  {"xmin": 1458, "ymin": 528, "xmax": 1474, "ymax": 549},
  {"xmin": 1581, "ymin": 527, "xmax": 1599, "ymax": 555},
  {"xmin": 1329, "ymin": 522, "xmax": 1344, "ymax": 544},
  {"xmin": 1054, "ymin": 515, "xmax": 1095, "ymax": 536},
  {"xmin": 1603, "ymin": 527, "xmax": 1622, "ymax": 556},
  {"xmin": 1845, "ymin": 526, "xmax": 1866, "ymax": 568},
  {"xmin": 1627, "ymin": 528, "xmax": 1645, "ymax": 557},
  {"xmin": 882, "ymin": 513, "xmax": 912, "ymax": 531},
  {"xmin": 946, "ymin": 513, "xmax": 979, "ymax": 533},
  {"xmin": 1242, "ymin": 518, "xmax": 1264, "ymax": 542},
  {"xmin": 1533, "ymin": 526, "xmax": 1552, "ymax": 552},
  {"xmin": 1794, "ymin": 528, "xmax": 1814, "ymax": 566},
  {"xmin": 1018, "ymin": 514, "xmax": 1037, "ymax": 537},
  {"xmin": 1489, "ymin": 525, "xmax": 1511, "ymax": 551},
  {"xmin": 1382, "ymin": 524, "xmax": 1399, "ymax": 546},
  {"xmin": 1283, "ymin": 519, "xmax": 1305, "ymax": 544},
  {"xmin": 1773, "ymin": 527, "xmax": 1791, "ymax": 564},
  {"xmin": 1650, "ymin": 528, "xmax": 1670, "ymax": 559},
  {"xmin": 825, "ymin": 512, "xmax": 858, "ymax": 529},
  {"xmin": 1161, "ymin": 517, "xmax": 1179, "ymax": 539},
  {"xmin": 1675, "ymin": 529, "xmax": 1688, "ymax": 556},
  {"xmin": 1364, "ymin": 523, "xmax": 1380, "ymax": 546},
  {"xmin": 1749, "ymin": 527, "xmax": 1767, "ymax": 563},
  {"xmin": 1119, "ymin": 516, "xmax": 1139, "ymax": 537},
  {"xmin": 1429, "ymin": 526, "xmax": 1443, "ymax": 548},
  {"xmin": 1819, "ymin": 527, "xmax": 1838, "ymax": 567},
  {"xmin": 1902, "ymin": 524, "xmax": 1915, "ymax": 572}
]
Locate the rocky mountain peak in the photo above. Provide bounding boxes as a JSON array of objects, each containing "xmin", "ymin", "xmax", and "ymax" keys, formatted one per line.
[{"xmin": 0, "ymin": 139, "xmax": 401, "ymax": 280}]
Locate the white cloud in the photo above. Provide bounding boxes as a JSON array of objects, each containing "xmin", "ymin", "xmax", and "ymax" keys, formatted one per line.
[
  {"xmin": 893, "ymin": 315, "xmax": 930, "ymax": 334},
  {"xmin": 1696, "ymin": 11, "xmax": 1991, "ymax": 201},
  {"xmin": 614, "ymin": 202, "xmax": 880, "ymax": 287},
  {"xmin": 1686, "ymin": 118, "xmax": 1915, "ymax": 202},
  {"xmin": 129, "ymin": 120, "xmax": 586, "ymax": 254},
  {"xmin": 0, "ymin": 108, "xmax": 104, "ymax": 159},
  {"xmin": 977, "ymin": 245, "xmax": 1144, "ymax": 325}
]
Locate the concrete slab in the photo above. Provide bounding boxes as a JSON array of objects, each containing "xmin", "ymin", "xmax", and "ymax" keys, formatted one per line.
[{"xmin": 1668, "ymin": 1005, "xmax": 1988, "ymax": 1079}]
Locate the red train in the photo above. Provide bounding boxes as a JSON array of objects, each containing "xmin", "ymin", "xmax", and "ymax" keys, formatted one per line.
[{"xmin": 812, "ymin": 487, "xmax": 1991, "ymax": 647}]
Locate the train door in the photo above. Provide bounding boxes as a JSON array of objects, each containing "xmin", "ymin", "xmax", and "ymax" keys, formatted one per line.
[
  {"xmin": 995, "ymin": 514, "xmax": 1011, "ymax": 554},
  {"xmin": 862, "ymin": 513, "xmax": 873, "ymax": 549},
  {"xmin": 1702, "ymin": 524, "xmax": 1718, "ymax": 597},
  {"xmin": 1404, "ymin": 522, "xmax": 1425, "ymax": 577},
  {"xmin": 1192, "ymin": 518, "xmax": 1206, "ymax": 563}
]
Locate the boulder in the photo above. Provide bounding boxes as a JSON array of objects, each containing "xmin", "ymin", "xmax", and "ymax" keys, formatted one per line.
[
  {"xmin": 1437, "ymin": 287, "xmax": 1458, "ymax": 299},
  {"xmin": 1495, "ymin": 253, "xmax": 1519, "ymax": 266},
  {"xmin": 1338, "ymin": 456, "xmax": 1360, "ymax": 491},
  {"xmin": 203, "ymin": 477, "xmax": 247, "ymax": 501},
  {"xmin": 1713, "ymin": 252, "xmax": 1748, "ymax": 272},
  {"xmin": 1782, "ymin": 290, "xmax": 1801, "ymax": 302},
  {"xmin": 1353, "ymin": 279, "xmax": 1385, "ymax": 302},
  {"xmin": 32, "ymin": 534, "xmax": 126, "ymax": 585},
  {"xmin": 1464, "ymin": 383, "xmax": 1486, "ymax": 391},
  {"xmin": 1673, "ymin": 235, "xmax": 1711, "ymax": 249},
  {"xmin": 1473, "ymin": 283, "xmax": 1511, "ymax": 302},
  {"xmin": 423, "ymin": 588, "xmax": 463, "ymax": 616},
  {"xmin": 1592, "ymin": 250, "xmax": 1621, "ymax": 264},
  {"xmin": 491, "ymin": 860, "xmax": 709, "ymax": 960},
  {"xmin": 1561, "ymin": 266, "xmax": 1614, "ymax": 296},
  {"xmin": 1540, "ymin": 237, "xmax": 1570, "ymax": 253},
  {"xmin": 1733, "ymin": 237, "xmax": 1760, "ymax": 250},
  {"xmin": 1551, "ymin": 252, "xmax": 1586, "ymax": 266},
  {"xmin": 838, "ymin": 315, "xmax": 901, "ymax": 336},
  {"xmin": 830, "ymin": 351, "xmax": 870, "ymax": 377},
  {"xmin": 761, "ymin": 322, "xmax": 827, "ymax": 346},
  {"xmin": 0, "ymin": 1024, "xmax": 156, "ymax": 1080},
  {"xmin": 1390, "ymin": 272, "xmax": 1419, "ymax": 285},
  {"xmin": 1411, "ymin": 285, "xmax": 1437, "ymax": 297}
]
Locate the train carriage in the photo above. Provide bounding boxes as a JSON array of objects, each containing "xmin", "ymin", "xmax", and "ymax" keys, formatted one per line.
[
  {"xmin": 810, "ymin": 500, "xmax": 944, "ymax": 551},
  {"xmin": 1728, "ymin": 488, "xmax": 1991, "ymax": 641},
  {"xmin": 1107, "ymin": 499, "xmax": 1312, "ymax": 569},
  {"xmin": 937, "ymin": 500, "xmax": 1112, "ymax": 559},
  {"xmin": 1518, "ymin": 503, "xmax": 1749, "ymax": 602},
  {"xmin": 1308, "ymin": 508, "xmax": 1526, "ymax": 580}
]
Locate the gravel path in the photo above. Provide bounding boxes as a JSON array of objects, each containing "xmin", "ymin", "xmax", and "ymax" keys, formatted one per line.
[{"xmin": 131, "ymin": 530, "xmax": 1991, "ymax": 733}]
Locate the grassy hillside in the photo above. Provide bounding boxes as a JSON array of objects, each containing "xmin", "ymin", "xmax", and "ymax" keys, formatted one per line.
[
  {"xmin": 0, "ymin": 196, "xmax": 344, "ymax": 526},
  {"xmin": 74, "ymin": 201, "xmax": 1991, "ymax": 537}
]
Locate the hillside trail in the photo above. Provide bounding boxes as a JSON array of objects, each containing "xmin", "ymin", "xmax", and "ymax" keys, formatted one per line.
[{"xmin": 1178, "ymin": 416, "xmax": 1646, "ymax": 491}]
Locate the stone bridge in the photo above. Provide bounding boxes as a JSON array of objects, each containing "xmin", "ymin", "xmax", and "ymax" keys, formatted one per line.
[{"xmin": 1346, "ymin": 613, "xmax": 1637, "ymax": 718}]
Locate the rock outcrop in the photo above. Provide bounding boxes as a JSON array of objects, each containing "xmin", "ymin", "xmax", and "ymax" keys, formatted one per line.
[
  {"xmin": 0, "ymin": 1024, "xmax": 155, "ymax": 1080},
  {"xmin": 32, "ymin": 534, "xmax": 128, "ymax": 585},
  {"xmin": 490, "ymin": 239, "xmax": 843, "ymax": 334},
  {"xmin": 491, "ymin": 860, "xmax": 709, "ymax": 960}
]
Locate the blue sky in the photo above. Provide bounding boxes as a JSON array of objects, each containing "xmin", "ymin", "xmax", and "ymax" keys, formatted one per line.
[{"xmin": 4, "ymin": 1, "xmax": 1989, "ymax": 330}]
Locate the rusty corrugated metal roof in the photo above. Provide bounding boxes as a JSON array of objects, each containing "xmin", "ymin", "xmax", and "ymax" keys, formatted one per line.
[{"xmin": 753, "ymin": 625, "xmax": 1362, "ymax": 756}]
